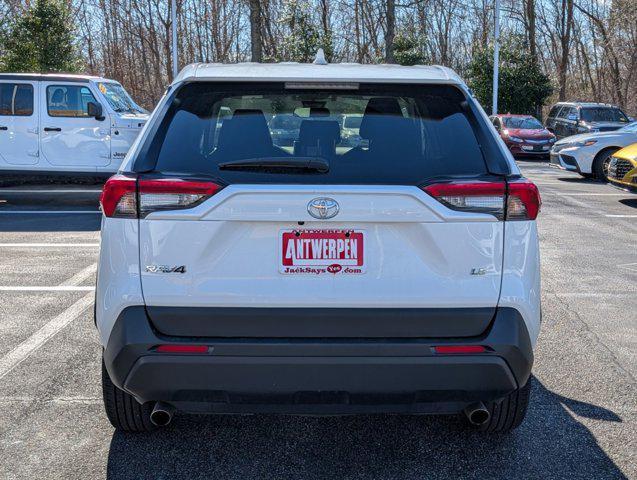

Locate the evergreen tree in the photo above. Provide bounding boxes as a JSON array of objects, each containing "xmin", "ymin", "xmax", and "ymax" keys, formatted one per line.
[
  {"xmin": 466, "ymin": 37, "xmax": 553, "ymax": 116},
  {"xmin": 0, "ymin": 0, "xmax": 81, "ymax": 73},
  {"xmin": 393, "ymin": 34, "xmax": 426, "ymax": 66},
  {"xmin": 278, "ymin": 1, "xmax": 333, "ymax": 63}
]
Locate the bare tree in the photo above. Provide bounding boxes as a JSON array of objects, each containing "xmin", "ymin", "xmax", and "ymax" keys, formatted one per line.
[{"xmin": 249, "ymin": 0, "xmax": 263, "ymax": 61}]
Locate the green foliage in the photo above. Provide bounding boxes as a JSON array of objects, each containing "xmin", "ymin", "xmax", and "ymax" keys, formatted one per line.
[
  {"xmin": 466, "ymin": 38, "xmax": 553, "ymax": 115},
  {"xmin": 0, "ymin": 0, "xmax": 81, "ymax": 73},
  {"xmin": 278, "ymin": 0, "xmax": 333, "ymax": 62},
  {"xmin": 393, "ymin": 34, "xmax": 426, "ymax": 66}
]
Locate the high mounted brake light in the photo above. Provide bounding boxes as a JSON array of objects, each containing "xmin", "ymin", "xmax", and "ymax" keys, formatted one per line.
[
  {"xmin": 422, "ymin": 179, "xmax": 540, "ymax": 221},
  {"xmin": 100, "ymin": 175, "xmax": 223, "ymax": 218}
]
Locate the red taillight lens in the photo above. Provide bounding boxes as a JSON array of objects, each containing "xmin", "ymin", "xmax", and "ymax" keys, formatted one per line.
[
  {"xmin": 423, "ymin": 179, "xmax": 540, "ymax": 221},
  {"xmin": 423, "ymin": 181, "xmax": 506, "ymax": 219},
  {"xmin": 100, "ymin": 176, "xmax": 222, "ymax": 218},
  {"xmin": 433, "ymin": 345, "xmax": 487, "ymax": 354},
  {"xmin": 137, "ymin": 178, "xmax": 222, "ymax": 217},
  {"xmin": 155, "ymin": 344, "xmax": 209, "ymax": 354},
  {"xmin": 100, "ymin": 174, "xmax": 137, "ymax": 218},
  {"xmin": 507, "ymin": 179, "xmax": 541, "ymax": 220}
]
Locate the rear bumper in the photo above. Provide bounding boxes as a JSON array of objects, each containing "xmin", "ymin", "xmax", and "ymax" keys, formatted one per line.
[
  {"xmin": 103, "ymin": 307, "xmax": 533, "ymax": 414},
  {"xmin": 508, "ymin": 144, "xmax": 551, "ymax": 156}
]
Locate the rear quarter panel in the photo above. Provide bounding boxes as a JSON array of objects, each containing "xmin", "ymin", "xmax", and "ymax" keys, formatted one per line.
[
  {"xmin": 95, "ymin": 217, "xmax": 143, "ymax": 346},
  {"xmin": 499, "ymin": 220, "xmax": 541, "ymax": 346}
]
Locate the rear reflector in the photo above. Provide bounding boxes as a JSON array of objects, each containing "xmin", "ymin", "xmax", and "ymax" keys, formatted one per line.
[
  {"xmin": 423, "ymin": 179, "xmax": 540, "ymax": 221},
  {"xmin": 100, "ymin": 175, "xmax": 223, "ymax": 218},
  {"xmin": 433, "ymin": 345, "xmax": 487, "ymax": 354},
  {"xmin": 155, "ymin": 344, "xmax": 209, "ymax": 354}
]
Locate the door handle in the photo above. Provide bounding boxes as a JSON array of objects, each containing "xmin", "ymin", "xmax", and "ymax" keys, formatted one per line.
[
  {"xmin": 44, "ymin": 127, "xmax": 62, "ymax": 132},
  {"xmin": 0, "ymin": 126, "xmax": 7, "ymax": 131}
]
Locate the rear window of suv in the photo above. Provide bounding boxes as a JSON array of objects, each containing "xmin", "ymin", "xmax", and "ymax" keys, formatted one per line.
[
  {"xmin": 580, "ymin": 107, "xmax": 629, "ymax": 123},
  {"xmin": 149, "ymin": 82, "xmax": 497, "ymax": 185}
]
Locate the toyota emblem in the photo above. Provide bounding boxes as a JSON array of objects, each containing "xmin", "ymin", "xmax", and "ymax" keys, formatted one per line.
[{"xmin": 307, "ymin": 197, "xmax": 339, "ymax": 219}]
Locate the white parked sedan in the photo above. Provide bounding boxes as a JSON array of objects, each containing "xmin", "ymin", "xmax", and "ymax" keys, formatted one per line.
[{"xmin": 549, "ymin": 122, "xmax": 637, "ymax": 180}]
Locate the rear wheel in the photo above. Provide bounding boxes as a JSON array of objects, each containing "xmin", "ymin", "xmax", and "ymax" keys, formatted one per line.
[
  {"xmin": 471, "ymin": 381, "xmax": 531, "ymax": 433},
  {"xmin": 593, "ymin": 148, "xmax": 618, "ymax": 181},
  {"xmin": 102, "ymin": 358, "xmax": 156, "ymax": 432}
]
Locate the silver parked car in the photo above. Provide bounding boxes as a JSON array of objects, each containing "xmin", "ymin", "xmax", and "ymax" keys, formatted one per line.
[{"xmin": 550, "ymin": 122, "xmax": 637, "ymax": 180}]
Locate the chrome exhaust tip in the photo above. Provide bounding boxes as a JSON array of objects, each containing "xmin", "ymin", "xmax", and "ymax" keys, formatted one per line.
[
  {"xmin": 464, "ymin": 402, "xmax": 490, "ymax": 426},
  {"xmin": 150, "ymin": 401, "xmax": 175, "ymax": 427}
]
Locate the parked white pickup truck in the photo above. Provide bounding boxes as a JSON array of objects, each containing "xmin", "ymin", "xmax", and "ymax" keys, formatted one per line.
[{"xmin": 0, "ymin": 73, "xmax": 148, "ymax": 175}]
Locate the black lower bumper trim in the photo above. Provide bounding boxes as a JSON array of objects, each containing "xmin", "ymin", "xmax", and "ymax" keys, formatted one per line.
[
  {"xmin": 146, "ymin": 306, "xmax": 495, "ymax": 338},
  {"xmin": 103, "ymin": 306, "xmax": 533, "ymax": 414}
]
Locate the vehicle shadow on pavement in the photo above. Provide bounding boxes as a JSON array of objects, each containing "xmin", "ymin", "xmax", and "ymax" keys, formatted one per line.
[
  {"xmin": 0, "ymin": 191, "xmax": 101, "ymax": 232},
  {"xmin": 556, "ymin": 176, "xmax": 600, "ymax": 184},
  {"xmin": 618, "ymin": 199, "xmax": 637, "ymax": 209},
  {"xmin": 0, "ymin": 214, "xmax": 101, "ymax": 232},
  {"xmin": 105, "ymin": 376, "xmax": 627, "ymax": 480}
]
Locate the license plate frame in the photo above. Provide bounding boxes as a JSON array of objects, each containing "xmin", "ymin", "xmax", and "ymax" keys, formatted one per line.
[{"xmin": 279, "ymin": 229, "xmax": 365, "ymax": 275}]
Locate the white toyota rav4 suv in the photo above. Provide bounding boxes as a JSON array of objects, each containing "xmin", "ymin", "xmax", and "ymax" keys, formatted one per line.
[{"xmin": 96, "ymin": 62, "xmax": 541, "ymax": 433}]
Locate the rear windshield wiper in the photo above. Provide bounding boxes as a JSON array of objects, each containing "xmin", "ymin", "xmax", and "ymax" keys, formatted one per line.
[{"xmin": 218, "ymin": 157, "xmax": 329, "ymax": 173}]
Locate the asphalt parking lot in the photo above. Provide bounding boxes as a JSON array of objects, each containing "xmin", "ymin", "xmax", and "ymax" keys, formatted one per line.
[{"xmin": 0, "ymin": 161, "xmax": 635, "ymax": 479}]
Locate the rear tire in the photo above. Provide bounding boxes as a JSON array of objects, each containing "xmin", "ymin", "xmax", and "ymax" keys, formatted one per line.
[
  {"xmin": 592, "ymin": 148, "xmax": 618, "ymax": 182},
  {"xmin": 472, "ymin": 381, "xmax": 531, "ymax": 433},
  {"xmin": 102, "ymin": 358, "xmax": 156, "ymax": 432}
]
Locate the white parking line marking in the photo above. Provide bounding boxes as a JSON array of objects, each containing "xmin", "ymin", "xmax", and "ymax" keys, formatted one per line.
[
  {"xmin": 605, "ymin": 214, "xmax": 637, "ymax": 218},
  {"xmin": 0, "ymin": 286, "xmax": 95, "ymax": 291},
  {"xmin": 551, "ymin": 292, "xmax": 637, "ymax": 298},
  {"xmin": 546, "ymin": 192, "xmax": 629, "ymax": 196},
  {"xmin": 60, "ymin": 263, "xmax": 97, "ymax": 287},
  {"xmin": 0, "ymin": 210, "xmax": 101, "ymax": 214},
  {"xmin": 0, "ymin": 292, "xmax": 94, "ymax": 380},
  {"xmin": 0, "ymin": 243, "xmax": 99, "ymax": 247},
  {"xmin": 0, "ymin": 396, "xmax": 101, "ymax": 405}
]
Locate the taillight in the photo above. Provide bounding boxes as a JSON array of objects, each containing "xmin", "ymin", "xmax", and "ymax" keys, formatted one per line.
[
  {"xmin": 137, "ymin": 178, "xmax": 222, "ymax": 217},
  {"xmin": 423, "ymin": 181, "xmax": 506, "ymax": 219},
  {"xmin": 100, "ymin": 175, "xmax": 222, "ymax": 218},
  {"xmin": 100, "ymin": 175, "xmax": 137, "ymax": 218},
  {"xmin": 507, "ymin": 179, "xmax": 541, "ymax": 220},
  {"xmin": 422, "ymin": 179, "xmax": 540, "ymax": 221}
]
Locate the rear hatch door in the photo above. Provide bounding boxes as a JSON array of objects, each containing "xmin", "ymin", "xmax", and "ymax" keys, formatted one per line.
[{"xmin": 136, "ymin": 81, "xmax": 507, "ymax": 338}]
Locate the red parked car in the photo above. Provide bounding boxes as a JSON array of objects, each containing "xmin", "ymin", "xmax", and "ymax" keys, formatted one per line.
[{"xmin": 489, "ymin": 114, "xmax": 556, "ymax": 157}]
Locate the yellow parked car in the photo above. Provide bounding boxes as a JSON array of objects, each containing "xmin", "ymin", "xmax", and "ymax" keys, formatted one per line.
[{"xmin": 607, "ymin": 142, "xmax": 637, "ymax": 192}]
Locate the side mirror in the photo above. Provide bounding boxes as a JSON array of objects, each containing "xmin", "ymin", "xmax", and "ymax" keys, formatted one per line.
[
  {"xmin": 87, "ymin": 102, "xmax": 104, "ymax": 121},
  {"xmin": 567, "ymin": 114, "xmax": 578, "ymax": 122}
]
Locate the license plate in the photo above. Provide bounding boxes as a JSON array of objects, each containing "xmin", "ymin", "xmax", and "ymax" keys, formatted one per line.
[{"xmin": 280, "ymin": 229, "xmax": 365, "ymax": 275}]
